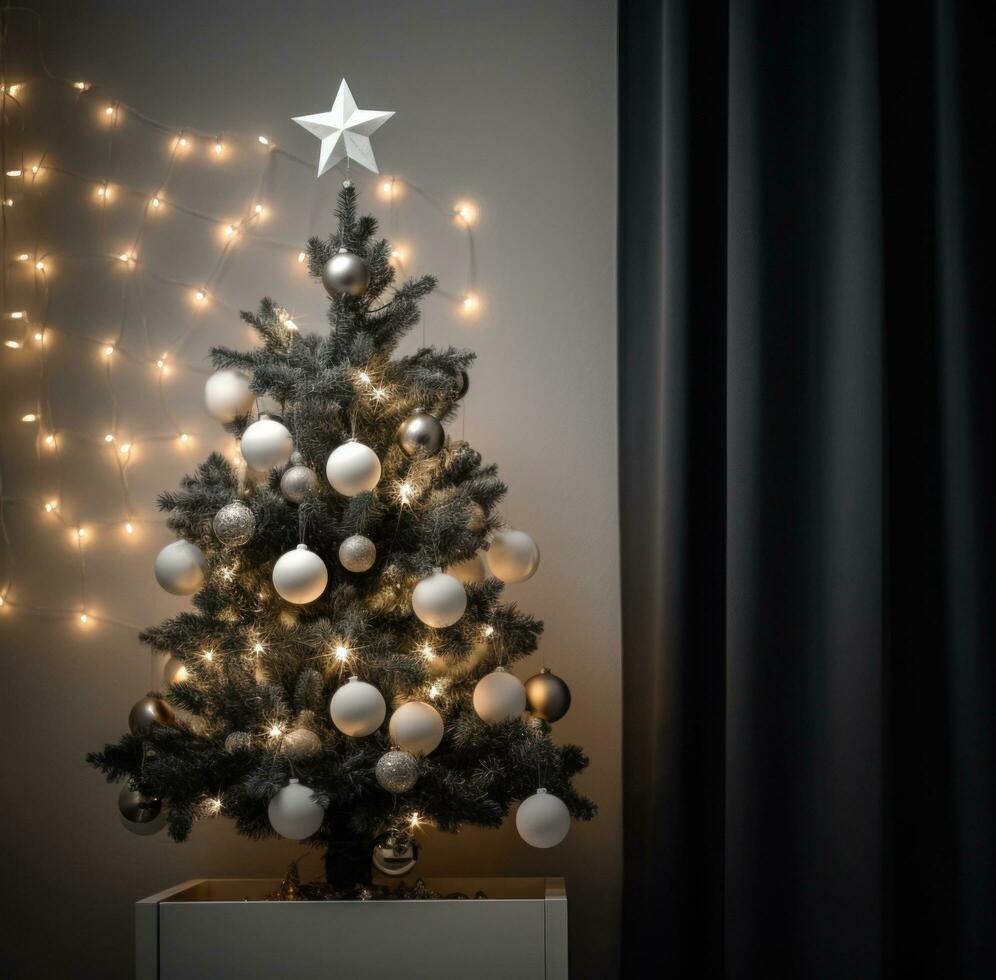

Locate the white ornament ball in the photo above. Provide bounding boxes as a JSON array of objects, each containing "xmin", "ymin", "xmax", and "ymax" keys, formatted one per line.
[
  {"xmin": 204, "ymin": 368, "xmax": 254, "ymax": 422},
  {"xmin": 473, "ymin": 667, "xmax": 527, "ymax": 723},
  {"xmin": 515, "ymin": 788, "xmax": 571, "ymax": 848},
  {"xmin": 282, "ymin": 727, "xmax": 322, "ymax": 761},
  {"xmin": 447, "ymin": 553, "xmax": 488, "ymax": 586},
  {"xmin": 154, "ymin": 539, "xmax": 206, "ymax": 596},
  {"xmin": 487, "ymin": 529, "xmax": 540, "ymax": 583},
  {"xmin": 326, "ymin": 441, "xmax": 381, "ymax": 496},
  {"xmin": 339, "ymin": 534, "xmax": 377, "ymax": 573},
  {"xmin": 272, "ymin": 544, "xmax": 328, "ymax": 604},
  {"xmin": 329, "ymin": 676, "xmax": 386, "ymax": 737},
  {"xmin": 412, "ymin": 570, "xmax": 467, "ymax": 628},
  {"xmin": 163, "ymin": 656, "xmax": 190, "ymax": 687},
  {"xmin": 389, "ymin": 701, "xmax": 445, "ymax": 756},
  {"xmin": 267, "ymin": 778, "xmax": 325, "ymax": 840},
  {"xmin": 240, "ymin": 417, "xmax": 293, "ymax": 472}
]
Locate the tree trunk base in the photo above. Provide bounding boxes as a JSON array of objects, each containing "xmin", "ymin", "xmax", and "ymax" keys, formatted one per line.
[{"xmin": 323, "ymin": 834, "xmax": 374, "ymax": 892}]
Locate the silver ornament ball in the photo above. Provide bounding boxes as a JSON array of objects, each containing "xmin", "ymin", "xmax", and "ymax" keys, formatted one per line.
[
  {"xmin": 213, "ymin": 501, "xmax": 255, "ymax": 547},
  {"xmin": 224, "ymin": 731, "xmax": 253, "ymax": 753},
  {"xmin": 525, "ymin": 668, "xmax": 572, "ymax": 723},
  {"xmin": 280, "ymin": 462, "xmax": 320, "ymax": 504},
  {"xmin": 397, "ymin": 410, "xmax": 445, "ymax": 458},
  {"xmin": 129, "ymin": 696, "xmax": 176, "ymax": 735},
  {"xmin": 339, "ymin": 534, "xmax": 377, "ymax": 573},
  {"xmin": 322, "ymin": 249, "xmax": 369, "ymax": 298},
  {"xmin": 118, "ymin": 785, "xmax": 162, "ymax": 824},
  {"xmin": 375, "ymin": 749, "xmax": 419, "ymax": 794},
  {"xmin": 372, "ymin": 832, "xmax": 419, "ymax": 877},
  {"xmin": 282, "ymin": 727, "xmax": 322, "ymax": 761}
]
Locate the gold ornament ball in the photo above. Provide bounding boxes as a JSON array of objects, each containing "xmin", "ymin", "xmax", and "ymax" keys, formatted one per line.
[
  {"xmin": 128, "ymin": 696, "xmax": 176, "ymax": 735},
  {"xmin": 525, "ymin": 668, "xmax": 572, "ymax": 723}
]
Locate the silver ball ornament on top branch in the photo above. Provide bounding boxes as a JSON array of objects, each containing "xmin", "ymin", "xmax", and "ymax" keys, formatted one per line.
[
  {"xmin": 239, "ymin": 416, "xmax": 293, "ymax": 472},
  {"xmin": 322, "ymin": 248, "xmax": 369, "ymax": 298},
  {"xmin": 473, "ymin": 667, "xmax": 527, "ymax": 724},
  {"xmin": 375, "ymin": 749, "xmax": 419, "ymax": 794},
  {"xmin": 280, "ymin": 452, "xmax": 320, "ymax": 504},
  {"xmin": 397, "ymin": 409, "xmax": 445, "ymax": 458},
  {"xmin": 339, "ymin": 534, "xmax": 377, "ymax": 573},
  {"xmin": 487, "ymin": 529, "xmax": 540, "ymax": 584},
  {"xmin": 154, "ymin": 539, "xmax": 205, "ymax": 595},
  {"xmin": 213, "ymin": 501, "xmax": 255, "ymax": 547},
  {"xmin": 525, "ymin": 668, "xmax": 572, "ymax": 723},
  {"xmin": 516, "ymin": 788, "xmax": 571, "ymax": 849},
  {"xmin": 272, "ymin": 544, "xmax": 328, "ymax": 605}
]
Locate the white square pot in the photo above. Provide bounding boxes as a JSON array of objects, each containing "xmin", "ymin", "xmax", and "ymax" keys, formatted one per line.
[{"xmin": 137, "ymin": 877, "xmax": 568, "ymax": 980}]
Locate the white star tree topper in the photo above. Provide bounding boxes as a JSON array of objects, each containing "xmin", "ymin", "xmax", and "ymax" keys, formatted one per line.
[{"xmin": 292, "ymin": 79, "xmax": 395, "ymax": 177}]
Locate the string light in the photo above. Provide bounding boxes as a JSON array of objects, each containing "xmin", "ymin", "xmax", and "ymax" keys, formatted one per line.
[
  {"xmin": 201, "ymin": 648, "xmax": 215, "ymax": 662},
  {"xmin": 44, "ymin": 434, "xmax": 55, "ymax": 447},
  {"xmin": 73, "ymin": 81, "xmax": 90, "ymax": 91},
  {"xmin": 125, "ymin": 522, "xmax": 134, "ymax": 535},
  {"xmin": 33, "ymin": 331, "xmax": 44, "ymax": 343},
  {"xmin": 151, "ymin": 194, "xmax": 162, "ymax": 209},
  {"xmin": 194, "ymin": 289, "xmax": 207, "ymax": 303},
  {"xmin": 409, "ymin": 812, "xmax": 423, "ymax": 830},
  {"xmin": 253, "ymin": 642, "xmax": 265, "ymax": 655},
  {"xmin": 44, "ymin": 501, "xmax": 58, "ymax": 513},
  {"xmin": 8, "ymin": 311, "xmax": 25, "ymax": 319},
  {"xmin": 420, "ymin": 642, "xmax": 435, "ymax": 661},
  {"xmin": 254, "ymin": 203, "xmax": 264, "ymax": 216},
  {"xmin": 6, "ymin": 168, "xmax": 22, "ymax": 177},
  {"xmin": 334, "ymin": 644, "xmax": 350, "ymax": 662},
  {"xmin": 461, "ymin": 292, "xmax": 480, "ymax": 315},
  {"xmin": 103, "ymin": 104, "xmax": 115, "ymax": 117},
  {"xmin": 483, "ymin": 624, "xmax": 495, "ymax": 638},
  {"xmin": 77, "ymin": 527, "xmax": 86, "ymax": 539},
  {"xmin": 79, "ymin": 612, "xmax": 89, "ymax": 624},
  {"xmin": 267, "ymin": 722, "xmax": 284, "ymax": 739},
  {"xmin": 104, "ymin": 433, "xmax": 114, "ymax": 443},
  {"xmin": 398, "ymin": 481, "xmax": 415, "ymax": 506},
  {"xmin": 103, "ymin": 345, "xmax": 114, "ymax": 357},
  {"xmin": 4, "ymin": 341, "xmax": 22, "ymax": 349},
  {"xmin": 118, "ymin": 442, "xmax": 132, "ymax": 455},
  {"xmin": 16, "ymin": 253, "xmax": 29, "ymax": 261},
  {"xmin": 257, "ymin": 135, "xmax": 270, "ymax": 146},
  {"xmin": 21, "ymin": 413, "xmax": 39, "ymax": 422},
  {"xmin": 204, "ymin": 797, "xmax": 223, "ymax": 816},
  {"xmin": 178, "ymin": 432, "xmax": 189, "ymax": 444},
  {"xmin": 30, "ymin": 164, "xmax": 39, "ymax": 176},
  {"xmin": 213, "ymin": 141, "xmax": 224, "ymax": 155},
  {"xmin": 35, "ymin": 260, "xmax": 46, "ymax": 272},
  {"xmin": 297, "ymin": 251, "xmax": 306, "ymax": 264},
  {"xmin": 454, "ymin": 201, "xmax": 477, "ymax": 224},
  {"xmin": 428, "ymin": 684, "xmax": 441, "ymax": 700}
]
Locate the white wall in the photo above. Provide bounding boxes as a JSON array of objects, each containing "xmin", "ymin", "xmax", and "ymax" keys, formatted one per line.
[{"xmin": 0, "ymin": 2, "xmax": 619, "ymax": 976}]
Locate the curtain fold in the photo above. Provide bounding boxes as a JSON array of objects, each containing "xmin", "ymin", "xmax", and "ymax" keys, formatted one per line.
[{"xmin": 619, "ymin": 2, "xmax": 994, "ymax": 977}]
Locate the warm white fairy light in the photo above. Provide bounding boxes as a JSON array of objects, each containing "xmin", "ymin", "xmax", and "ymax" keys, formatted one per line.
[
  {"xmin": 220, "ymin": 565, "xmax": 235, "ymax": 582},
  {"xmin": 103, "ymin": 345, "xmax": 114, "ymax": 357},
  {"xmin": 30, "ymin": 164, "xmax": 39, "ymax": 175},
  {"xmin": 267, "ymin": 722, "xmax": 284, "ymax": 739},
  {"xmin": 214, "ymin": 141, "xmax": 224, "ymax": 155},
  {"xmin": 409, "ymin": 812, "xmax": 423, "ymax": 829},
  {"xmin": 428, "ymin": 684, "xmax": 441, "ymax": 700},
  {"xmin": 8, "ymin": 311, "xmax": 25, "ymax": 320},
  {"xmin": 21, "ymin": 413, "xmax": 39, "ymax": 422},
  {"xmin": 79, "ymin": 612, "xmax": 89, "ymax": 623},
  {"xmin": 44, "ymin": 434, "xmax": 55, "ymax": 447},
  {"xmin": 205, "ymin": 797, "xmax": 223, "ymax": 816},
  {"xmin": 44, "ymin": 500, "xmax": 58, "ymax": 513},
  {"xmin": 254, "ymin": 203, "xmax": 264, "ymax": 215},
  {"xmin": 77, "ymin": 527, "xmax": 86, "ymax": 539},
  {"xmin": 483, "ymin": 624, "xmax": 495, "ymax": 638},
  {"xmin": 178, "ymin": 432, "xmax": 190, "ymax": 444},
  {"xmin": 420, "ymin": 642, "xmax": 435, "ymax": 661},
  {"xmin": 2, "ymin": 198, "xmax": 14, "ymax": 208},
  {"xmin": 151, "ymin": 194, "xmax": 162, "ymax": 209},
  {"xmin": 74, "ymin": 81, "xmax": 90, "ymax": 91},
  {"xmin": 103, "ymin": 104, "xmax": 115, "ymax": 117},
  {"xmin": 454, "ymin": 201, "xmax": 477, "ymax": 224},
  {"xmin": 125, "ymin": 522, "xmax": 135, "ymax": 535},
  {"xmin": 257, "ymin": 135, "xmax": 270, "ymax": 146},
  {"xmin": 398, "ymin": 481, "xmax": 415, "ymax": 506},
  {"xmin": 253, "ymin": 642, "xmax": 265, "ymax": 655},
  {"xmin": 4, "ymin": 341, "xmax": 22, "ymax": 349},
  {"xmin": 33, "ymin": 331, "xmax": 43, "ymax": 343},
  {"xmin": 194, "ymin": 289, "xmax": 207, "ymax": 303},
  {"xmin": 461, "ymin": 292, "xmax": 480, "ymax": 315},
  {"xmin": 156, "ymin": 357, "xmax": 166, "ymax": 370},
  {"xmin": 16, "ymin": 253, "xmax": 29, "ymax": 262},
  {"xmin": 334, "ymin": 644, "xmax": 350, "ymax": 662},
  {"xmin": 35, "ymin": 260, "xmax": 46, "ymax": 272},
  {"xmin": 104, "ymin": 433, "xmax": 114, "ymax": 443},
  {"xmin": 6, "ymin": 169, "xmax": 21, "ymax": 177},
  {"xmin": 96, "ymin": 183, "xmax": 109, "ymax": 200},
  {"xmin": 119, "ymin": 442, "xmax": 132, "ymax": 455},
  {"xmin": 297, "ymin": 251, "xmax": 306, "ymax": 264}
]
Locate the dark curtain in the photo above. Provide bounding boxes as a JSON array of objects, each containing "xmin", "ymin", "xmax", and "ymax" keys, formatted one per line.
[{"xmin": 618, "ymin": 1, "xmax": 994, "ymax": 977}]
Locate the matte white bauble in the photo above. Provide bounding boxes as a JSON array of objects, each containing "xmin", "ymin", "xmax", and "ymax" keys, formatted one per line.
[
  {"xmin": 272, "ymin": 544, "xmax": 328, "ymax": 604},
  {"xmin": 154, "ymin": 539, "xmax": 206, "ymax": 596},
  {"xmin": 267, "ymin": 778, "xmax": 325, "ymax": 840},
  {"xmin": 325, "ymin": 441, "xmax": 381, "ymax": 496},
  {"xmin": 412, "ymin": 570, "xmax": 467, "ymax": 628},
  {"xmin": 240, "ymin": 417, "xmax": 293, "ymax": 471},
  {"xmin": 388, "ymin": 701, "xmax": 444, "ymax": 756},
  {"xmin": 473, "ymin": 667, "xmax": 527, "ymax": 723},
  {"xmin": 204, "ymin": 368, "xmax": 255, "ymax": 422},
  {"xmin": 487, "ymin": 529, "xmax": 540, "ymax": 583},
  {"xmin": 329, "ymin": 676, "xmax": 386, "ymax": 737},
  {"xmin": 515, "ymin": 788, "xmax": 571, "ymax": 848},
  {"xmin": 163, "ymin": 656, "xmax": 190, "ymax": 687},
  {"xmin": 447, "ymin": 553, "xmax": 488, "ymax": 586}
]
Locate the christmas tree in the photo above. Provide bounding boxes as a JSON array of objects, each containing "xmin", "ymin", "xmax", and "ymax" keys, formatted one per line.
[{"xmin": 88, "ymin": 183, "xmax": 594, "ymax": 890}]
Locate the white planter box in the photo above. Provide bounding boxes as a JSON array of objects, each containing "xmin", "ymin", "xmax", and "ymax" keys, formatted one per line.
[{"xmin": 137, "ymin": 877, "xmax": 568, "ymax": 980}]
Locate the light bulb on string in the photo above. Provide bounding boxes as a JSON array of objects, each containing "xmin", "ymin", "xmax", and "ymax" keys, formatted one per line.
[
  {"xmin": 257, "ymin": 135, "xmax": 270, "ymax": 146},
  {"xmin": 74, "ymin": 81, "xmax": 90, "ymax": 91},
  {"xmin": 104, "ymin": 433, "xmax": 114, "ymax": 444},
  {"xmin": 297, "ymin": 251, "xmax": 307, "ymax": 264},
  {"xmin": 454, "ymin": 201, "xmax": 477, "ymax": 225},
  {"xmin": 103, "ymin": 345, "xmax": 114, "ymax": 357},
  {"xmin": 6, "ymin": 169, "xmax": 22, "ymax": 177},
  {"xmin": 124, "ymin": 522, "xmax": 135, "ymax": 535},
  {"xmin": 16, "ymin": 253, "xmax": 29, "ymax": 262},
  {"xmin": 44, "ymin": 500, "xmax": 58, "ymax": 513},
  {"xmin": 21, "ymin": 413, "xmax": 38, "ymax": 423},
  {"xmin": 4, "ymin": 341, "xmax": 22, "ymax": 349}
]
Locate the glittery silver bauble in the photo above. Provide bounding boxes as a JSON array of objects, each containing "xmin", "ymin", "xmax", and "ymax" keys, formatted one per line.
[
  {"xmin": 282, "ymin": 727, "xmax": 321, "ymax": 761},
  {"xmin": 322, "ymin": 248, "xmax": 369, "ymax": 298},
  {"xmin": 372, "ymin": 832, "xmax": 419, "ymax": 877},
  {"xmin": 525, "ymin": 668, "xmax": 572, "ymax": 723},
  {"xmin": 224, "ymin": 731, "xmax": 253, "ymax": 753},
  {"xmin": 397, "ymin": 410, "xmax": 445, "ymax": 458},
  {"xmin": 129, "ymin": 696, "xmax": 176, "ymax": 735},
  {"xmin": 118, "ymin": 785, "xmax": 162, "ymax": 824},
  {"xmin": 213, "ymin": 501, "xmax": 255, "ymax": 547},
  {"xmin": 375, "ymin": 749, "xmax": 419, "ymax": 794},
  {"xmin": 339, "ymin": 534, "xmax": 377, "ymax": 573},
  {"xmin": 280, "ymin": 460, "xmax": 320, "ymax": 504}
]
